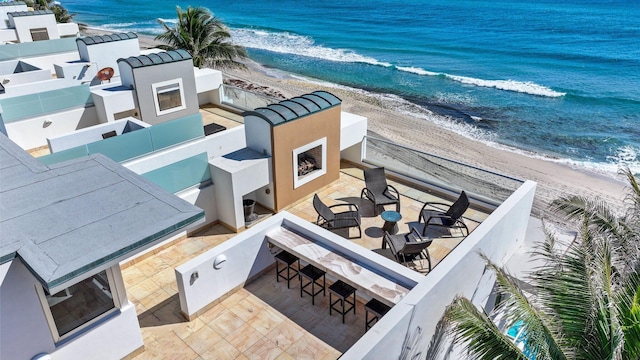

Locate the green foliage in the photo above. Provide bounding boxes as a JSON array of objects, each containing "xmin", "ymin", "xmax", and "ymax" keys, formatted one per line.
[
  {"xmin": 443, "ymin": 168, "xmax": 640, "ymax": 359},
  {"xmin": 24, "ymin": 0, "xmax": 75, "ymax": 23},
  {"xmin": 155, "ymin": 6, "xmax": 248, "ymax": 69}
]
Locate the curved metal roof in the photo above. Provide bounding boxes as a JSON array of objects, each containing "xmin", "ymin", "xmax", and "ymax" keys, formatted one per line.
[
  {"xmin": 117, "ymin": 49, "xmax": 192, "ymax": 69},
  {"xmin": 77, "ymin": 32, "xmax": 138, "ymax": 46},
  {"xmin": 243, "ymin": 90, "xmax": 341, "ymax": 126}
]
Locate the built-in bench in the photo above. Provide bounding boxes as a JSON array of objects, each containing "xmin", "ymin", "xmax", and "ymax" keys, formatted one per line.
[{"xmin": 266, "ymin": 226, "xmax": 410, "ymax": 306}]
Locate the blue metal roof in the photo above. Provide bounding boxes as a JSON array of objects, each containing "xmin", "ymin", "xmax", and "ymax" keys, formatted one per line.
[{"xmin": 242, "ymin": 90, "xmax": 341, "ymax": 126}]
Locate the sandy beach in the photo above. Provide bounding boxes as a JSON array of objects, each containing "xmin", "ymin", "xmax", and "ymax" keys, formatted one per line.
[
  {"xmin": 223, "ymin": 62, "xmax": 628, "ymax": 220},
  {"xmin": 83, "ymin": 27, "xmax": 628, "ymax": 222}
]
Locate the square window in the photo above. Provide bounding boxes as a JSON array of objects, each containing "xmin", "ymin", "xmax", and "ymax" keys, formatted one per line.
[
  {"xmin": 152, "ymin": 79, "xmax": 186, "ymax": 116},
  {"xmin": 30, "ymin": 28, "xmax": 49, "ymax": 41}
]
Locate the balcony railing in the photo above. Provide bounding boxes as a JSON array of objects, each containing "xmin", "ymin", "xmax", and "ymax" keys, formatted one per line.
[
  {"xmin": 219, "ymin": 84, "xmax": 280, "ymax": 111},
  {"xmin": 362, "ymin": 136, "xmax": 524, "ymax": 205}
]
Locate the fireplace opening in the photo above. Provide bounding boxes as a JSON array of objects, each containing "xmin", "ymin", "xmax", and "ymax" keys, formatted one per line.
[
  {"xmin": 297, "ymin": 144, "xmax": 322, "ymax": 178},
  {"xmin": 293, "ymin": 138, "xmax": 327, "ymax": 189},
  {"xmin": 298, "ymin": 153, "xmax": 317, "ymax": 176}
]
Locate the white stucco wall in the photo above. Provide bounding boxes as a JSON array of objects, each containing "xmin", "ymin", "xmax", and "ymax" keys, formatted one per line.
[
  {"xmin": 46, "ymin": 118, "xmax": 149, "ymax": 153},
  {"xmin": 193, "ymin": 67, "xmax": 222, "ymax": 94},
  {"xmin": 10, "ymin": 14, "xmax": 59, "ymax": 42},
  {"xmin": 90, "ymin": 85, "xmax": 137, "ymax": 124},
  {"xmin": 77, "ymin": 38, "xmax": 140, "ymax": 78},
  {"xmin": 244, "ymin": 115, "xmax": 273, "ymax": 155},
  {"xmin": 4, "ymin": 107, "xmax": 99, "ymax": 150},
  {"xmin": 0, "ymin": 4, "xmax": 28, "ymax": 29},
  {"xmin": 177, "ymin": 183, "xmax": 218, "ymax": 227},
  {"xmin": 340, "ymin": 111, "xmax": 367, "ymax": 150},
  {"xmin": 0, "ymin": 60, "xmax": 50, "ymax": 87},
  {"xmin": 175, "ymin": 212, "xmax": 424, "ymax": 318},
  {"xmin": 210, "ymin": 149, "xmax": 271, "ymax": 230},
  {"xmin": 54, "ymin": 62, "xmax": 98, "ymax": 83},
  {"xmin": 0, "ymin": 259, "xmax": 144, "ymax": 360},
  {"xmin": 18, "ymin": 52, "xmax": 80, "ymax": 75},
  {"xmin": 56, "ymin": 23, "xmax": 78, "ymax": 38},
  {"xmin": 0, "ymin": 28, "xmax": 17, "ymax": 42}
]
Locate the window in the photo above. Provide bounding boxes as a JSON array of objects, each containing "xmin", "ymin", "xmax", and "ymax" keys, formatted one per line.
[
  {"xmin": 37, "ymin": 269, "xmax": 120, "ymax": 341},
  {"xmin": 30, "ymin": 28, "xmax": 49, "ymax": 41},
  {"xmin": 152, "ymin": 78, "xmax": 186, "ymax": 116}
]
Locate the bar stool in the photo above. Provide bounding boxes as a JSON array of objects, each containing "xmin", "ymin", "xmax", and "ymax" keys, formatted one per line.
[
  {"xmin": 274, "ymin": 250, "xmax": 299, "ymax": 288},
  {"xmin": 329, "ymin": 280, "xmax": 356, "ymax": 323},
  {"xmin": 299, "ymin": 264, "xmax": 326, "ymax": 305},
  {"xmin": 364, "ymin": 298, "xmax": 391, "ymax": 331}
]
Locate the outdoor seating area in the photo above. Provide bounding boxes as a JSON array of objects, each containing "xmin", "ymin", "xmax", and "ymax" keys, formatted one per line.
[{"xmin": 306, "ymin": 166, "xmax": 484, "ymax": 273}]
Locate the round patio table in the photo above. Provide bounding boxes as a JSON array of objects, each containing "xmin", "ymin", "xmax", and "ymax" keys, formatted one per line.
[{"xmin": 381, "ymin": 210, "xmax": 402, "ymax": 237}]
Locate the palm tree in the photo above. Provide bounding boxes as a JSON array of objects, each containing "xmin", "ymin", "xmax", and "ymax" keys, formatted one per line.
[
  {"xmin": 24, "ymin": 0, "xmax": 75, "ymax": 23},
  {"xmin": 441, "ymin": 168, "xmax": 640, "ymax": 360},
  {"xmin": 156, "ymin": 6, "xmax": 248, "ymax": 69}
]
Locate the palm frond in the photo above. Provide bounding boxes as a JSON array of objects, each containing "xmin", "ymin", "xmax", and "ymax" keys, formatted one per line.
[
  {"xmin": 615, "ymin": 266, "xmax": 640, "ymax": 359},
  {"xmin": 483, "ymin": 255, "xmax": 567, "ymax": 360},
  {"xmin": 155, "ymin": 6, "xmax": 248, "ymax": 69},
  {"xmin": 444, "ymin": 297, "xmax": 528, "ymax": 360}
]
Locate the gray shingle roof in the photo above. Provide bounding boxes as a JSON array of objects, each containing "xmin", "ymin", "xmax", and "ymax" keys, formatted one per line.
[
  {"xmin": 117, "ymin": 50, "xmax": 192, "ymax": 69},
  {"xmin": 76, "ymin": 32, "xmax": 138, "ymax": 46},
  {"xmin": 0, "ymin": 1, "xmax": 26, "ymax": 6},
  {"xmin": 7, "ymin": 9, "xmax": 52, "ymax": 17},
  {"xmin": 0, "ymin": 134, "xmax": 204, "ymax": 293},
  {"xmin": 242, "ymin": 91, "xmax": 341, "ymax": 126}
]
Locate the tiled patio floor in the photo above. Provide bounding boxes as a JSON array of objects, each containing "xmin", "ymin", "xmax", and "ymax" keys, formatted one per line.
[{"xmin": 125, "ymin": 163, "xmax": 491, "ymax": 359}]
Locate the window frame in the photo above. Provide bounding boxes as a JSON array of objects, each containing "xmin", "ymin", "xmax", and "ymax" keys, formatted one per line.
[
  {"xmin": 35, "ymin": 267, "xmax": 122, "ymax": 343},
  {"xmin": 292, "ymin": 137, "xmax": 327, "ymax": 189},
  {"xmin": 30, "ymin": 27, "xmax": 50, "ymax": 41},
  {"xmin": 151, "ymin": 78, "xmax": 186, "ymax": 116}
]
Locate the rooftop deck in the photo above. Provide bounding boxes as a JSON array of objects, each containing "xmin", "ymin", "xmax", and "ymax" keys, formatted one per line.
[{"xmin": 124, "ymin": 163, "xmax": 490, "ymax": 359}]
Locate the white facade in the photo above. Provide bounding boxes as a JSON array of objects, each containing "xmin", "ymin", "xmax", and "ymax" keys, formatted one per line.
[
  {"xmin": 9, "ymin": 12, "xmax": 60, "ymax": 43},
  {"xmin": 0, "ymin": 2, "xmax": 28, "ymax": 29},
  {"xmin": 76, "ymin": 36, "xmax": 140, "ymax": 79}
]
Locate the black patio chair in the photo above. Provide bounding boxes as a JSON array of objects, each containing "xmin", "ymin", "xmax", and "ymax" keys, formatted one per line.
[
  {"xmin": 418, "ymin": 191, "xmax": 469, "ymax": 237},
  {"xmin": 360, "ymin": 167, "xmax": 400, "ymax": 216},
  {"xmin": 383, "ymin": 228, "xmax": 432, "ymax": 271},
  {"xmin": 313, "ymin": 194, "xmax": 362, "ymax": 239}
]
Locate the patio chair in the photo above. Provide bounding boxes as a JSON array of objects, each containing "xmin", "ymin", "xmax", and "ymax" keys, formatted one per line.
[
  {"xmin": 383, "ymin": 228, "xmax": 432, "ymax": 271},
  {"xmin": 360, "ymin": 167, "xmax": 400, "ymax": 216},
  {"xmin": 313, "ymin": 194, "xmax": 362, "ymax": 239},
  {"xmin": 418, "ymin": 191, "xmax": 469, "ymax": 237}
]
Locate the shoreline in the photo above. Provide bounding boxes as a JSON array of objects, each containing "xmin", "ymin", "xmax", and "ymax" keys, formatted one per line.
[{"xmin": 81, "ymin": 27, "xmax": 629, "ymax": 222}]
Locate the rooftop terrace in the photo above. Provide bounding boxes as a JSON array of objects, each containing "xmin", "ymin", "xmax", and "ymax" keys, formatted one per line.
[{"xmin": 123, "ymin": 162, "xmax": 491, "ymax": 359}]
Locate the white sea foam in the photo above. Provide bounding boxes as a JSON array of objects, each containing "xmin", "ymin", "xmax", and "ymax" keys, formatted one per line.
[
  {"xmin": 395, "ymin": 66, "xmax": 439, "ymax": 76},
  {"xmin": 285, "ymin": 72, "xmax": 637, "ymax": 177},
  {"xmin": 446, "ymin": 75, "xmax": 566, "ymax": 97},
  {"xmin": 395, "ymin": 66, "xmax": 565, "ymax": 98},
  {"xmin": 157, "ymin": 18, "xmax": 177, "ymax": 24},
  {"xmin": 231, "ymin": 28, "xmax": 392, "ymax": 67}
]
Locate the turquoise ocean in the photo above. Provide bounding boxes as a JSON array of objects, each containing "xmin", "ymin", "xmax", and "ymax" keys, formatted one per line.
[{"xmin": 62, "ymin": 0, "xmax": 640, "ymax": 175}]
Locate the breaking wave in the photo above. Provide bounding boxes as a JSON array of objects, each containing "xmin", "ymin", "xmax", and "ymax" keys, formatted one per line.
[{"xmin": 233, "ymin": 27, "xmax": 564, "ymax": 98}]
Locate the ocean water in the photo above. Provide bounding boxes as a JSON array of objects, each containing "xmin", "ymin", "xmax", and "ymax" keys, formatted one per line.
[{"xmin": 62, "ymin": 0, "xmax": 640, "ymax": 175}]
